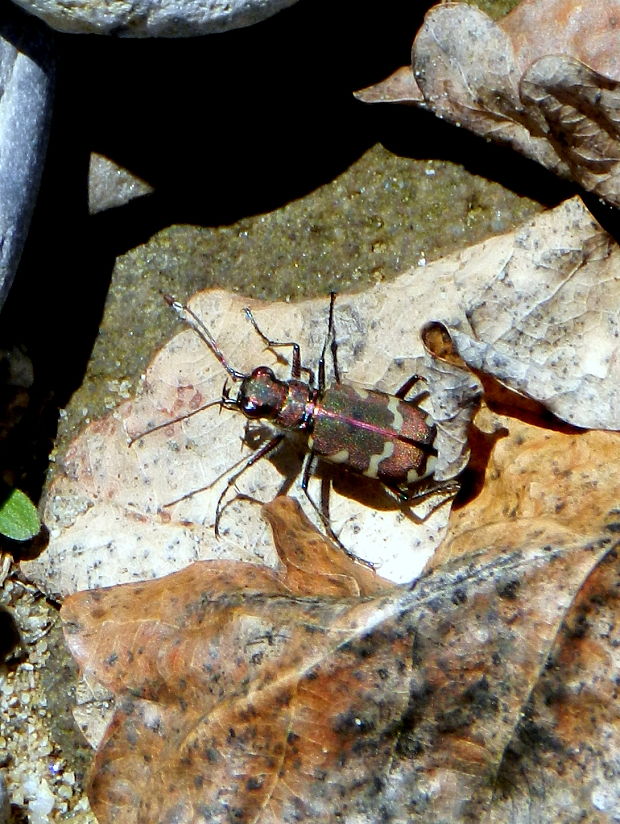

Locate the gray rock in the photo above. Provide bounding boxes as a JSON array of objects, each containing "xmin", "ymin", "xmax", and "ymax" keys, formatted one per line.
[
  {"xmin": 88, "ymin": 153, "xmax": 154, "ymax": 214},
  {"xmin": 11, "ymin": 0, "xmax": 300, "ymax": 37},
  {"xmin": 0, "ymin": 5, "xmax": 54, "ymax": 309}
]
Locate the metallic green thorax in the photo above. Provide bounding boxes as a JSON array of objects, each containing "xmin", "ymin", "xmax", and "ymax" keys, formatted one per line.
[{"xmin": 308, "ymin": 383, "xmax": 436, "ymax": 485}]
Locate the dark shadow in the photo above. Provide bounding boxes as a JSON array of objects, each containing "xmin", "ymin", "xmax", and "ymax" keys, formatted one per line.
[
  {"xmin": 580, "ymin": 191, "xmax": 620, "ymax": 246},
  {"xmin": 0, "ymin": 607, "xmax": 22, "ymax": 661},
  {"xmin": 479, "ymin": 371, "xmax": 588, "ymax": 434},
  {"xmin": 55, "ymin": 0, "xmax": 432, "ymax": 235},
  {"xmin": 377, "ymin": 103, "xmax": 577, "ymax": 210},
  {"xmin": 0, "ymin": 2, "xmax": 55, "ymax": 72}
]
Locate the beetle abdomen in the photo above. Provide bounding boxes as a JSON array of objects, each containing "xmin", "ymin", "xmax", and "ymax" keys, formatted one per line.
[{"xmin": 308, "ymin": 383, "xmax": 436, "ymax": 484}]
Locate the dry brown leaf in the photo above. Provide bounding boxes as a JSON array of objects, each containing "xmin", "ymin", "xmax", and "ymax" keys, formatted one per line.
[
  {"xmin": 23, "ymin": 198, "xmax": 620, "ymax": 596},
  {"xmin": 428, "ymin": 405, "xmax": 620, "ymax": 819},
  {"xmin": 356, "ymin": 0, "xmax": 620, "ymax": 207},
  {"xmin": 67, "ymin": 498, "xmax": 396, "ymax": 751},
  {"xmin": 435, "ymin": 406, "xmax": 620, "ymax": 566},
  {"xmin": 434, "ymin": 408, "xmax": 620, "ymax": 821},
  {"xmin": 262, "ymin": 496, "xmax": 393, "ymax": 597},
  {"xmin": 61, "ymin": 494, "xmax": 617, "ymax": 823}
]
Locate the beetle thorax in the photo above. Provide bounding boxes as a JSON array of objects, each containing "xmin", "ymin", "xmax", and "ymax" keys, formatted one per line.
[{"xmin": 237, "ymin": 367, "xmax": 315, "ymax": 430}]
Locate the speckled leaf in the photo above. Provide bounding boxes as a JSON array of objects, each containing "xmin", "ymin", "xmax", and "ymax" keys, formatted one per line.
[
  {"xmin": 22, "ymin": 197, "xmax": 620, "ymax": 596},
  {"xmin": 442, "ymin": 199, "xmax": 620, "ymax": 429},
  {"xmin": 61, "ymin": 494, "xmax": 616, "ymax": 824},
  {"xmin": 491, "ymin": 548, "xmax": 620, "ymax": 821},
  {"xmin": 356, "ymin": 0, "xmax": 620, "ymax": 208},
  {"xmin": 0, "ymin": 487, "xmax": 40, "ymax": 541}
]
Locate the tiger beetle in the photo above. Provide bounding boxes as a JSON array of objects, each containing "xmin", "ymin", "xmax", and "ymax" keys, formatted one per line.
[{"xmin": 154, "ymin": 293, "xmax": 457, "ymax": 545}]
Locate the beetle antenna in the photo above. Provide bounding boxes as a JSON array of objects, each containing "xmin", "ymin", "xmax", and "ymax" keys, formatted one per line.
[
  {"xmin": 163, "ymin": 294, "xmax": 246, "ymax": 381},
  {"xmin": 127, "ymin": 398, "xmax": 224, "ymax": 445}
]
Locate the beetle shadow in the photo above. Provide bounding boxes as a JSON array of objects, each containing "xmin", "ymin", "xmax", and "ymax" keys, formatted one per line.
[
  {"xmin": 238, "ymin": 424, "xmax": 465, "ymax": 535},
  {"xmin": 241, "ymin": 425, "xmax": 306, "ymax": 494},
  {"xmin": 328, "ymin": 467, "xmax": 450, "ymax": 524}
]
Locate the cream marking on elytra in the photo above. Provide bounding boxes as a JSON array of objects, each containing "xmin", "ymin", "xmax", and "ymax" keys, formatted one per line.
[
  {"xmin": 329, "ymin": 449, "xmax": 351, "ymax": 464},
  {"xmin": 364, "ymin": 440, "xmax": 395, "ymax": 479},
  {"xmin": 353, "ymin": 386, "xmax": 369, "ymax": 400},
  {"xmin": 408, "ymin": 454, "xmax": 437, "ymax": 483},
  {"xmin": 386, "ymin": 395, "xmax": 403, "ymax": 431}
]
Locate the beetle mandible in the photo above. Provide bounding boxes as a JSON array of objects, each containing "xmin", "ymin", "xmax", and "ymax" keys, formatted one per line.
[{"xmin": 160, "ymin": 293, "xmax": 454, "ymax": 540}]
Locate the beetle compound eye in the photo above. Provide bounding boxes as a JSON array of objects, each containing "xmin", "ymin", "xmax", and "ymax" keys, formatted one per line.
[{"xmin": 240, "ymin": 394, "xmax": 278, "ymax": 418}]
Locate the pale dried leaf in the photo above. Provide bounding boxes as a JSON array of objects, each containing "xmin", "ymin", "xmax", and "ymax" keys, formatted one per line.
[
  {"xmin": 27, "ymin": 293, "xmax": 480, "ymax": 594},
  {"xmin": 443, "ymin": 200, "xmax": 620, "ymax": 429}
]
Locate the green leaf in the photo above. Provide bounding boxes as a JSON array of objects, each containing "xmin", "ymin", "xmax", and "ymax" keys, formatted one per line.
[{"xmin": 0, "ymin": 488, "xmax": 40, "ymax": 541}]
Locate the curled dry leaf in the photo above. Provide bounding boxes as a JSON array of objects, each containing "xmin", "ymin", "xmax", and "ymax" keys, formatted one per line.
[
  {"xmin": 22, "ymin": 197, "xmax": 619, "ymax": 596},
  {"xmin": 61, "ymin": 490, "xmax": 618, "ymax": 823},
  {"xmin": 442, "ymin": 199, "xmax": 620, "ymax": 430},
  {"xmin": 356, "ymin": 0, "xmax": 620, "ymax": 207},
  {"xmin": 260, "ymin": 496, "xmax": 393, "ymax": 597},
  {"xmin": 435, "ymin": 405, "xmax": 620, "ymax": 567}
]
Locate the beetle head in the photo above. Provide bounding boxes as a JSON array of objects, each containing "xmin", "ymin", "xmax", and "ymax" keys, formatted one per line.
[{"xmin": 237, "ymin": 366, "xmax": 287, "ymax": 419}]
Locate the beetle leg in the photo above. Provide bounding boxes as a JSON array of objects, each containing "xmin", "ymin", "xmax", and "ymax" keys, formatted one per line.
[
  {"xmin": 318, "ymin": 291, "xmax": 341, "ymax": 390},
  {"xmin": 300, "ymin": 452, "xmax": 338, "ymax": 543},
  {"xmin": 300, "ymin": 450, "xmax": 375, "ymax": 567},
  {"xmin": 215, "ymin": 433, "xmax": 285, "ymax": 536},
  {"xmin": 300, "ymin": 449, "xmax": 319, "ymax": 509},
  {"xmin": 383, "ymin": 477, "xmax": 460, "ymax": 507},
  {"xmin": 243, "ymin": 308, "xmax": 314, "ymax": 383},
  {"xmin": 380, "ymin": 481, "xmax": 410, "ymax": 503},
  {"xmin": 395, "ymin": 373, "xmax": 427, "ymax": 400},
  {"xmin": 329, "ymin": 292, "xmax": 341, "ymax": 385},
  {"xmin": 241, "ymin": 420, "xmax": 250, "ymax": 452}
]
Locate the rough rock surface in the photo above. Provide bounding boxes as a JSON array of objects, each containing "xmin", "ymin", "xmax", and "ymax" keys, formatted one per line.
[{"xmin": 12, "ymin": 0, "xmax": 300, "ymax": 37}]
